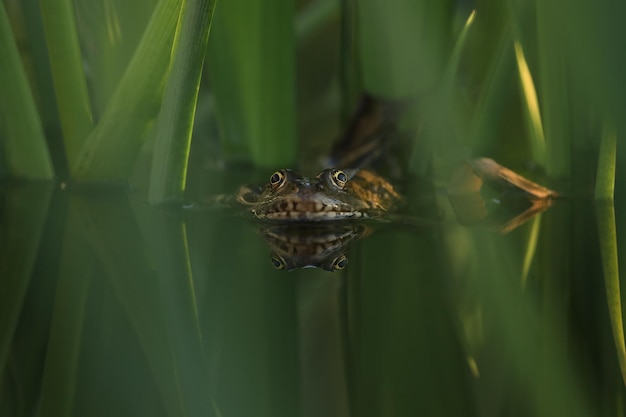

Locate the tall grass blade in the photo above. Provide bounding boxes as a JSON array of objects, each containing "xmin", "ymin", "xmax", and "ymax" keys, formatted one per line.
[
  {"xmin": 513, "ymin": 41, "xmax": 546, "ymax": 167},
  {"xmin": 595, "ymin": 122, "xmax": 616, "ymax": 201},
  {"xmin": 596, "ymin": 202, "xmax": 626, "ymax": 386},
  {"xmin": 73, "ymin": 0, "xmax": 181, "ymax": 182},
  {"xmin": 39, "ymin": 0, "xmax": 93, "ymax": 166},
  {"xmin": 0, "ymin": 3, "xmax": 54, "ymax": 180},
  {"xmin": 208, "ymin": 0, "xmax": 296, "ymax": 167},
  {"xmin": 149, "ymin": 0, "xmax": 216, "ymax": 204}
]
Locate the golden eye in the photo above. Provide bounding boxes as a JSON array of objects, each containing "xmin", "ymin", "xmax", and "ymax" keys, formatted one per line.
[
  {"xmin": 269, "ymin": 170, "xmax": 286, "ymax": 189},
  {"xmin": 330, "ymin": 169, "xmax": 348, "ymax": 189},
  {"xmin": 331, "ymin": 254, "xmax": 348, "ymax": 271},
  {"xmin": 270, "ymin": 254, "xmax": 287, "ymax": 270}
]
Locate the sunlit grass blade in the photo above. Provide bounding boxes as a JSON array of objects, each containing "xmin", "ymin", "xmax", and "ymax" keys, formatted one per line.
[
  {"xmin": 595, "ymin": 122, "xmax": 616, "ymax": 201},
  {"xmin": 513, "ymin": 41, "xmax": 546, "ymax": 167},
  {"xmin": 149, "ymin": 0, "xmax": 216, "ymax": 204},
  {"xmin": 73, "ymin": 0, "xmax": 181, "ymax": 182},
  {"xmin": 40, "ymin": 201, "xmax": 92, "ymax": 417},
  {"xmin": 0, "ymin": 3, "xmax": 54, "ymax": 180},
  {"xmin": 207, "ymin": 0, "xmax": 296, "ymax": 168},
  {"xmin": 0, "ymin": 184, "xmax": 52, "ymax": 376},
  {"xmin": 596, "ymin": 202, "xmax": 626, "ymax": 386},
  {"xmin": 39, "ymin": 0, "xmax": 93, "ymax": 166}
]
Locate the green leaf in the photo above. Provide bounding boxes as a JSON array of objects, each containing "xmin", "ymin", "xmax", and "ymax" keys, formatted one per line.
[
  {"xmin": 149, "ymin": 0, "xmax": 217, "ymax": 204},
  {"xmin": 39, "ymin": 0, "xmax": 93, "ymax": 165}
]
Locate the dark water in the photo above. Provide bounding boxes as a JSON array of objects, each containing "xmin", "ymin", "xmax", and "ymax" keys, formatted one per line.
[{"xmin": 1, "ymin": 179, "xmax": 624, "ymax": 417}]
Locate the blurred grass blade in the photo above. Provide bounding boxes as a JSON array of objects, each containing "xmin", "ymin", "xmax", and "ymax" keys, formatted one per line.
[
  {"xmin": 596, "ymin": 202, "xmax": 626, "ymax": 386},
  {"xmin": 208, "ymin": 0, "xmax": 296, "ymax": 167},
  {"xmin": 40, "ymin": 199, "xmax": 92, "ymax": 417},
  {"xmin": 39, "ymin": 0, "xmax": 93, "ymax": 165},
  {"xmin": 468, "ymin": 28, "xmax": 514, "ymax": 150},
  {"xmin": 441, "ymin": 10, "xmax": 476, "ymax": 90},
  {"xmin": 0, "ymin": 3, "xmax": 54, "ymax": 180},
  {"xmin": 595, "ymin": 122, "xmax": 616, "ymax": 201},
  {"xmin": 513, "ymin": 41, "xmax": 546, "ymax": 167},
  {"xmin": 0, "ymin": 184, "xmax": 52, "ymax": 376},
  {"xmin": 358, "ymin": 0, "xmax": 451, "ymax": 97},
  {"xmin": 73, "ymin": 0, "xmax": 182, "ymax": 181},
  {"xmin": 149, "ymin": 0, "xmax": 217, "ymax": 204}
]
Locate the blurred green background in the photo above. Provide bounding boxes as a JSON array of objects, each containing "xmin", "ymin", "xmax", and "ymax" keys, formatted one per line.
[{"xmin": 1, "ymin": 0, "xmax": 625, "ymax": 416}]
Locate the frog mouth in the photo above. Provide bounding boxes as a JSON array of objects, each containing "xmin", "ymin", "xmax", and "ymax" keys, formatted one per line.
[{"xmin": 252, "ymin": 199, "xmax": 367, "ymax": 221}]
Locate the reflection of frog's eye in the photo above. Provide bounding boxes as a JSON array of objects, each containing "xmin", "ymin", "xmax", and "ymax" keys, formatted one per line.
[
  {"xmin": 331, "ymin": 254, "xmax": 348, "ymax": 271},
  {"xmin": 270, "ymin": 254, "xmax": 287, "ymax": 270},
  {"xmin": 330, "ymin": 169, "xmax": 348, "ymax": 189},
  {"xmin": 270, "ymin": 170, "xmax": 286, "ymax": 189}
]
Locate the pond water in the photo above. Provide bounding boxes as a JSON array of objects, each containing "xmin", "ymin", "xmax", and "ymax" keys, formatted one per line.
[{"xmin": 1, "ymin": 178, "xmax": 624, "ymax": 416}]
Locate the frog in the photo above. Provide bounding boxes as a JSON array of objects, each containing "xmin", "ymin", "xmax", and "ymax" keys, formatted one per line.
[{"xmin": 235, "ymin": 167, "xmax": 402, "ymax": 222}]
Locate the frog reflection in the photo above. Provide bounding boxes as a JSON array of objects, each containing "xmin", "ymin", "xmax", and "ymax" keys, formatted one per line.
[{"xmin": 257, "ymin": 223, "xmax": 371, "ymax": 272}]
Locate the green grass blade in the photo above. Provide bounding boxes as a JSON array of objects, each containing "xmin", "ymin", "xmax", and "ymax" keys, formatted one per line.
[
  {"xmin": 73, "ymin": 0, "xmax": 182, "ymax": 181},
  {"xmin": 208, "ymin": 0, "xmax": 296, "ymax": 168},
  {"xmin": 595, "ymin": 122, "xmax": 616, "ymax": 201},
  {"xmin": 597, "ymin": 202, "xmax": 626, "ymax": 386},
  {"xmin": 39, "ymin": 0, "xmax": 93, "ymax": 165},
  {"xmin": 149, "ymin": 0, "xmax": 216, "ymax": 204},
  {"xmin": 0, "ymin": 3, "xmax": 54, "ymax": 180}
]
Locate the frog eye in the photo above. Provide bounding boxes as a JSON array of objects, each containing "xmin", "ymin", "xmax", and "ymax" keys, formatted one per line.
[
  {"xmin": 270, "ymin": 254, "xmax": 287, "ymax": 270},
  {"xmin": 269, "ymin": 170, "xmax": 287, "ymax": 189},
  {"xmin": 330, "ymin": 169, "xmax": 348, "ymax": 189},
  {"xmin": 331, "ymin": 254, "xmax": 348, "ymax": 271}
]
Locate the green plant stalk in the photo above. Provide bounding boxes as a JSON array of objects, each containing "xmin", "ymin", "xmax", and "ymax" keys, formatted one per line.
[
  {"xmin": 39, "ymin": 0, "xmax": 93, "ymax": 165},
  {"xmin": 72, "ymin": 0, "xmax": 182, "ymax": 181},
  {"xmin": 149, "ymin": 0, "xmax": 216, "ymax": 204},
  {"xmin": 208, "ymin": 0, "xmax": 296, "ymax": 168},
  {"xmin": 594, "ymin": 122, "xmax": 616, "ymax": 201},
  {"xmin": 0, "ymin": 3, "xmax": 54, "ymax": 180},
  {"xmin": 596, "ymin": 202, "xmax": 626, "ymax": 386}
]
